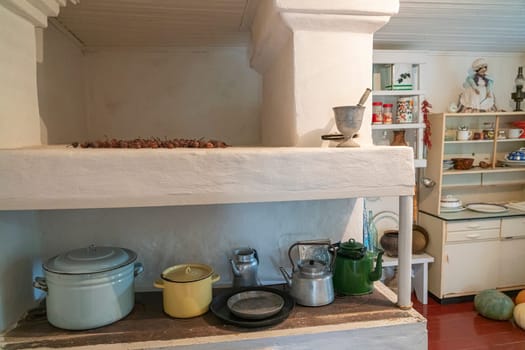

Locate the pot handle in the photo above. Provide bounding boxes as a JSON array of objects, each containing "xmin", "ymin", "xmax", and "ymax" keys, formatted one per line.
[
  {"xmin": 211, "ymin": 274, "xmax": 221, "ymax": 284},
  {"xmin": 134, "ymin": 262, "xmax": 144, "ymax": 277},
  {"xmin": 153, "ymin": 279, "xmax": 164, "ymax": 289},
  {"xmin": 33, "ymin": 277, "xmax": 48, "ymax": 292}
]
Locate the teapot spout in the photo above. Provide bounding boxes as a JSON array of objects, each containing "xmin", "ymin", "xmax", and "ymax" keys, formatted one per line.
[
  {"xmin": 368, "ymin": 250, "xmax": 384, "ymax": 282},
  {"xmin": 279, "ymin": 267, "xmax": 292, "ymax": 287},
  {"xmin": 229, "ymin": 259, "xmax": 241, "ymax": 276}
]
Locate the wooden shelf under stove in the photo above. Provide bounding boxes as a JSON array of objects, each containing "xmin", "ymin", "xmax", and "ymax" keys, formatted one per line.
[{"xmin": 1, "ymin": 283, "xmax": 426, "ymax": 350}]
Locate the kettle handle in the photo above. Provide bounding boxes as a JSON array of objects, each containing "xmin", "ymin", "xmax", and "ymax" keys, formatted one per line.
[
  {"xmin": 328, "ymin": 244, "xmax": 338, "ymax": 271},
  {"xmin": 288, "ymin": 240, "xmax": 332, "ymax": 271}
]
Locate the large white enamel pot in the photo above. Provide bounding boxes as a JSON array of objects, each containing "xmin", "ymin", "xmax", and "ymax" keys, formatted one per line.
[{"xmin": 33, "ymin": 245, "xmax": 144, "ymax": 330}]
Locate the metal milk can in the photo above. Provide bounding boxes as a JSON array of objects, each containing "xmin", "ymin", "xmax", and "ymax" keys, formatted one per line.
[{"xmin": 229, "ymin": 247, "xmax": 259, "ymax": 288}]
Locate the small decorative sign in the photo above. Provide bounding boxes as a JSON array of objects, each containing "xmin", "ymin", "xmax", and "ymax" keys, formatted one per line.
[{"xmin": 385, "ymin": 63, "xmax": 413, "ymax": 90}]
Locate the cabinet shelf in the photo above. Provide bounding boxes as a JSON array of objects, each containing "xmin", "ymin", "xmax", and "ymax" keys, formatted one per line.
[
  {"xmin": 372, "ymin": 62, "xmax": 426, "ymax": 168},
  {"xmin": 372, "ymin": 123, "xmax": 426, "ymax": 130},
  {"xmin": 497, "ymin": 138, "xmax": 525, "ymax": 143},
  {"xmin": 445, "ymin": 139, "xmax": 525, "ymax": 145},
  {"xmin": 442, "ymin": 112, "xmax": 525, "ymax": 118},
  {"xmin": 419, "ymin": 111, "xmax": 525, "ymax": 217},
  {"xmin": 443, "ymin": 167, "xmax": 525, "ymax": 175},
  {"xmin": 441, "ymin": 182, "xmax": 525, "ymax": 190},
  {"xmin": 445, "ymin": 140, "xmax": 494, "ymax": 145},
  {"xmin": 372, "ymin": 90, "xmax": 425, "ymax": 96}
]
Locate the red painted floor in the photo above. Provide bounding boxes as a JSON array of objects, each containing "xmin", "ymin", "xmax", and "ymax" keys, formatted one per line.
[{"xmin": 412, "ymin": 294, "xmax": 525, "ymax": 350}]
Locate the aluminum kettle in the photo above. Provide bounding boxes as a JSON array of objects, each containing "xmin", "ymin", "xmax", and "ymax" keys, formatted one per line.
[
  {"xmin": 229, "ymin": 247, "xmax": 259, "ymax": 288},
  {"xmin": 280, "ymin": 241, "xmax": 334, "ymax": 307}
]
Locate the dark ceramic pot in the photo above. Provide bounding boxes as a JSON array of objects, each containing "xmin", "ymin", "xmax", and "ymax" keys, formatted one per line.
[{"xmin": 379, "ymin": 225, "xmax": 429, "ymax": 257}]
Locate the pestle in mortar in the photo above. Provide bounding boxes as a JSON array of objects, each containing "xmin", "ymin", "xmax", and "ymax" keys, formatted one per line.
[{"xmin": 332, "ymin": 88, "xmax": 371, "ymax": 147}]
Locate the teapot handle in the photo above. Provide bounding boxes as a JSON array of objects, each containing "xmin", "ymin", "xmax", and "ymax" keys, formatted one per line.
[
  {"xmin": 287, "ymin": 240, "xmax": 332, "ymax": 271},
  {"xmin": 328, "ymin": 244, "xmax": 338, "ymax": 271}
]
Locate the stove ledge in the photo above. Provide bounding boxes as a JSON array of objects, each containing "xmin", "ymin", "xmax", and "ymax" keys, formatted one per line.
[{"xmin": 0, "ymin": 146, "xmax": 414, "ymax": 210}]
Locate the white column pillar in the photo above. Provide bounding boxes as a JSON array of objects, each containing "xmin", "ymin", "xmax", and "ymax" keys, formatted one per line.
[
  {"xmin": 0, "ymin": 0, "xmax": 74, "ymax": 148},
  {"xmin": 398, "ymin": 195, "xmax": 414, "ymax": 309},
  {"xmin": 250, "ymin": 0, "xmax": 399, "ymax": 147}
]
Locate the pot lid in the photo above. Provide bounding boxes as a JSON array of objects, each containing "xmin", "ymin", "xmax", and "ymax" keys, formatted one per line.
[
  {"xmin": 339, "ymin": 238, "xmax": 365, "ymax": 251},
  {"xmin": 44, "ymin": 245, "xmax": 137, "ymax": 274},
  {"xmin": 298, "ymin": 260, "xmax": 328, "ymax": 277},
  {"xmin": 338, "ymin": 239, "xmax": 366, "ymax": 259},
  {"xmin": 162, "ymin": 263, "xmax": 213, "ymax": 283}
]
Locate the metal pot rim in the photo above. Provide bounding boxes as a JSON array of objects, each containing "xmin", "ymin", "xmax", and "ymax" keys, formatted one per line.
[
  {"xmin": 43, "ymin": 246, "xmax": 137, "ymax": 275},
  {"xmin": 161, "ymin": 263, "xmax": 214, "ymax": 283}
]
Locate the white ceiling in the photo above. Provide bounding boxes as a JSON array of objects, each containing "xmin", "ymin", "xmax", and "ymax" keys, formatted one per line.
[
  {"xmin": 375, "ymin": 0, "xmax": 525, "ymax": 53},
  {"xmin": 56, "ymin": 0, "xmax": 525, "ymax": 52}
]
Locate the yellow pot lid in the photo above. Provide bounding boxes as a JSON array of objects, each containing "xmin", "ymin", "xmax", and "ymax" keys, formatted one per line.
[{"xmin": 162, "ymin": 263, "xmax": 213, "ymax": 283}]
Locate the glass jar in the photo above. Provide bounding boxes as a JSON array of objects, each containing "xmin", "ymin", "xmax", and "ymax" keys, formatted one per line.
[
  {"xmin": 372, "ymin": 102, "xmax": 383, "ymax": 124},
  {"xmin": 482, "ymin": 122, "xmax": 495, "ymax": 140},
  {"xmin": 396, "ymin": 97, "xmax": 413, "ymax": 123},
  {"xmin": 382, "ymin": 103, "xmax": 393, "ymax": 124}
]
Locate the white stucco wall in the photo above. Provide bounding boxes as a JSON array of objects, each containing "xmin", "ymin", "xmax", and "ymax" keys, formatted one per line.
[
  {"xmin": 0, "ymin": 211, "xmax": 42, "ymax": 332},
  {"xmin": 0, "ymin": 5, "xmax": 41, "ymax": 148},
  {"xmin": 37, "ymin": 23, "xmax": 86, "ymax": 145},
  {"xmin": 374, "ymin": 50, "xmax": 525, "ymax": 114},
  {"xmin": 83, "ymin": 48, "xmax": 262, "ymax": 146},
  {"xmin": 37, "ymin": 200, "xmax": 359, "ymax": 292},
  {"xmin": 421, "ymin": 52, "xmax": 525, "ymax": 113}
]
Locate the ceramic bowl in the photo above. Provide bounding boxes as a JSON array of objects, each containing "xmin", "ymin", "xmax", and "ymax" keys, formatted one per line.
[
  {"xmin": 452, "ymin": 158, "xmax": 474, "ymax": 170},
  {"xmin": 507, "ymin": 148, "xmax": 525, "ymax": 161},
  {"xmin": 440, "ymin": 195, "xmax": 462, "ymax": 208}
]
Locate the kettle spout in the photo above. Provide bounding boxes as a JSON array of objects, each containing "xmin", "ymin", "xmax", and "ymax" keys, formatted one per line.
[
  {"xmin": 229, "ymin": 258, "xmax": 241, "ymax": 276},
  {"xmin": 368, "ymin": 250, "xmax": 385, "ymax": 282},
  {"xmin": 279, "ymin": 267, "xmax": 292, "ymax": 287}
]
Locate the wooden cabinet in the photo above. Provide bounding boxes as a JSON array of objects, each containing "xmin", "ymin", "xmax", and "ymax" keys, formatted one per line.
[
  {"xmin": 499, "ymin": 217, "xmax": 525, "ymax": 288},
  {"xmin": 443, "ymin": 241, "xmax": 499, "ymax": 296},
  {"xmin": 420, "ymin": 112, "xmax": 525, "ymax": 216},
  {"xmin": 419, "ymin": 112, "xmax": 525, "ymax": 302},
  {"xmin": 442, "ymin": 218, "xmax": 500, "ymax": 296},
  {"xmin": 421, "ymin": 212, "xmax": 525, "ymax": 301}
]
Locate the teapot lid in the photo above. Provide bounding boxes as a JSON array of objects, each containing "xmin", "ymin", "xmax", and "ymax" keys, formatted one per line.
[
  {"xmin": 338, "ymin": 239, "xmax": 367, "ymax": 259},
  {"xmin": 298, "ymin": 259, "xmax": 328, "ymax": 277}
]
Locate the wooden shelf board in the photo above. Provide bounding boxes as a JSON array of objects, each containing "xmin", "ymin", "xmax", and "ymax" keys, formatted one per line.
[
  {"xmin": 1, "ymin": 285, "xmax": 425, "ymax": 349},
  {"xmin": 441, "ymin": 182, "xmax": 525, "ymax": 190},
  {"xmin": 372, "ymin": 90, "xmax": 425, "ymax": 96},
  {"xmin": 443, "ymin": 167, "xmax": 525, "ymax": 175},
  {"xmin": 372, "ymin": 123, "xmax": 426, "ymax": 130}
]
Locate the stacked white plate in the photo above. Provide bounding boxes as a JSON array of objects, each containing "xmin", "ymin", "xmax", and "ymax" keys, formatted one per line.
[
  {"xmin": 502, "ymin": 156, "xmax": 525, "ymax": 168},
  {"xmin": 443, "ymin": 159, "xmax": 454, "ymax": 170}
]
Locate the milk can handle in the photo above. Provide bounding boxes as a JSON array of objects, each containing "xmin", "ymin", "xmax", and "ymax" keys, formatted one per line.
[{"xmin": 287, "ymin": 240, "xmax": 332, "ymax": 271}]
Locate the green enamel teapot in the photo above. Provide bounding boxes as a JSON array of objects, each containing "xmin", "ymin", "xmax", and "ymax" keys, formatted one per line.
[{"xmin": 331, "ymin": 239, "xmax": 384, "ymax": 296}]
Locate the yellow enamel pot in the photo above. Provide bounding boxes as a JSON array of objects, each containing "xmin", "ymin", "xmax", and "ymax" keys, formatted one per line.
[{"xmin": 154, "ymin": 263, "xmax": 220, "ymax": 318}]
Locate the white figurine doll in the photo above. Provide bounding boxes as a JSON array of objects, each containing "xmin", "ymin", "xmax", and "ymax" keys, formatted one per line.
[{"xmin": 458, "ymin": 58, "xmax": 497, "ymax": 112}]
